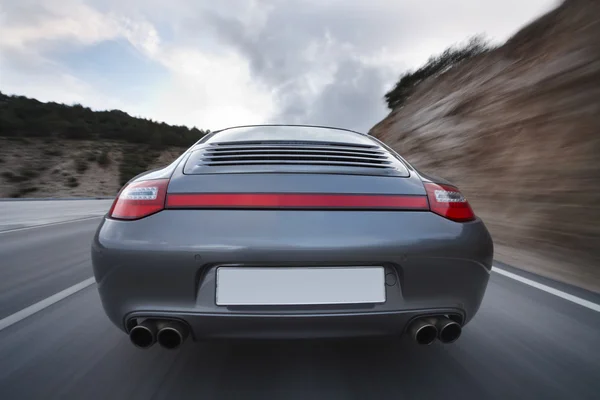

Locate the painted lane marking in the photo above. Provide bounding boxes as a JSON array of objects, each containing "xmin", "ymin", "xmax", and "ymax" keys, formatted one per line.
[
  {"xmin": 0, "ymin": 216, "xmax": 103, "ymax": 234},
  {"xmin": 0, "ymin": 277, "xmax": 96, "ymax": 332},
  {"xmin": 492, "ymin": 266, "xmax": 600, "ymax": 312}
]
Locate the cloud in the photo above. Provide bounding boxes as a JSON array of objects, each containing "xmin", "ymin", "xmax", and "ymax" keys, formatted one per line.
[
  {"xmin": 276, "ymin": 59, "xmax": 393, "ymax": 130},
  {"xmin": 0, "ymin": 0, "xmax": 558, "ymax": 132},
  {"xmin": 154, "ymin": 0, "xmax": 559, "ymax": 131},
  {"xmin": 0, "ymin": 0, "xmax": 120, "ymax": 51}
]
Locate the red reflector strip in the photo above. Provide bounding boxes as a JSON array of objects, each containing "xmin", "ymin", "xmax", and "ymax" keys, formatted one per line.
[{"xmin": 166, "ymin": 193, "xmax": 429, "ymax": 210}]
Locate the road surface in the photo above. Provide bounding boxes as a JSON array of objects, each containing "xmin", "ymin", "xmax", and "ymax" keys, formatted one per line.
[
  {"xmin": 0, "ymin": 199, "xmax": 113, "ymax": 232},
  {"xmin": 0, "ymin": 204, "xmax": 599, "ymax": 399}
]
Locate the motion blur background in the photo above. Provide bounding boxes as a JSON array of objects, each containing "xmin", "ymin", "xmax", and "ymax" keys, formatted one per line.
[
  {"xmin": 1, "ymin": 1, "xmax": 599, "ymax": 399},
  {"xmin": 2, "ymin": 0, "xmax": 598, "ymax": 291}
]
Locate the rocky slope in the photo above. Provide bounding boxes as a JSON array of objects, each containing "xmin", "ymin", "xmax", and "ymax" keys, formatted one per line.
[
  {"xmin": 370, "ymin": 0, "xmax": 600, "ymax": 291},
  {"xmin": 0, "ymin": 138, "xmax": 184, "ymax": 198}
]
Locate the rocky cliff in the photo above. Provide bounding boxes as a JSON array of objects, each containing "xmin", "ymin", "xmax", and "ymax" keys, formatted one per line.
[{"xmin": 370, "ymin": 0, "xmax": 600, "ymax": 291}]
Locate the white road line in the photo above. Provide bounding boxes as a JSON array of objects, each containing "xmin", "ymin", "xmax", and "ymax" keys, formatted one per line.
[
  {"xmin": 0, "ymin": 277, "xmax": 96, "ymax": 332},
  {"xmin": 492, "ymin": 266, "xmax": 600, "ymax": 312},
  {"xmin": 0, "ymin": 216, "xmax": 103, "ymax": 234}
]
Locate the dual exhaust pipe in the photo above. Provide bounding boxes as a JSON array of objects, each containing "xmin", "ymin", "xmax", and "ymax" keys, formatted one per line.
[
  {"xmin": 130, "ymin": 316, "xmax": 459, "ymax": 348},
  {"xmin": 129, "ymin": 320, "xmax": 189, "ymax": 350},
  {"xmin": 408, "ymin": 316, "xmax": 462, "ymax": 345}
]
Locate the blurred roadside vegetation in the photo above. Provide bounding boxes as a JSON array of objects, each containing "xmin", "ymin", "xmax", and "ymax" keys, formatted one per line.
[
  {"xmin": 0, "ymin": 92, "xmax": 209, "ymax": 189},
  {"xmin": 384, "ymin": 36, "xmax": 493, "ymax": 110},
  {"xmin": 0, "ymin": 92, "xmax": 209, "ymax": 147}
]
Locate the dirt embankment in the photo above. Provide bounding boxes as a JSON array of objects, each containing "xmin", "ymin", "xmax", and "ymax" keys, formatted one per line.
[
  {"xmin": 0, "ymin": 138, "xmax": 184, "ymax": 198},
  {"xmin": 370, "ymin": 0, "xmax": 600, "ymax": 292}
]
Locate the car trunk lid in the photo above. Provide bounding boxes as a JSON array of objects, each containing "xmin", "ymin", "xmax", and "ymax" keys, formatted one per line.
[{"xmin": 165, "ymin": 139, "xmax": 426, "ymax": 210}]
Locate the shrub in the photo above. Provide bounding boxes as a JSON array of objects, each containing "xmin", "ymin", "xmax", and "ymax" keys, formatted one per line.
[
  {"xmin": 86, "ymin": 151, "xmax": 97, "ymax": 162},
  {"xmin": 19, "ymin": 167, "xmax": 39, "ymax": 179},
  {"xmin": 118, "ymin": 146, "xmax": 158, "ymax": 186},
  {"xmin": 2, "ymin": 169, "xmax": 36, "ymax": 183},
  {"xmin": 44, "ymin": 148, "xmax": 63, "ymax": 157},
  {"xmin": 66, "ymin": 176, "xmax": 79, "ymax": 188},
  {"xmin": 75, "ymin": 159, "xmax": 89, "ymax": 173},
  {"xmin": 6, "ymin": 137, "xmax": 31, "ymax": 144},
  {"xmin": 19, "ymin": 186, "xmax": 39, "ymax": 196},
  {"xmin": 97, "ymin": 149, "xmax": 111, "ymax": 167},
  {"xmin": 8, "ymin": 186, "xmax": 39, "ymax": 198},
  {"xmin": 2, "ymin": 171, "xmax": 20, "ymax": 182}
]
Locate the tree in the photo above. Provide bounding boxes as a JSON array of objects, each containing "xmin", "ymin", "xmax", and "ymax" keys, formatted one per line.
[
  {"xmin": 384, "ymin": 35, "xmax": 492, "ymax": 110},
  {"xmin": 0, "ymin": 91, "xmax": 210, "ymax": 147}
]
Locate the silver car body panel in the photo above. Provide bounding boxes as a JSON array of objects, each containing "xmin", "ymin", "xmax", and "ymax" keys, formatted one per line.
[{"xmin": 91, "ymin": 125, "xmax": 493, "ymax": 339}]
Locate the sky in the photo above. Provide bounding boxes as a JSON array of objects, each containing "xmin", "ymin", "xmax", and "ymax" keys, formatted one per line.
[{"xmin": 0, "ymin": 0, "xmax": 558, "ymax": 132}]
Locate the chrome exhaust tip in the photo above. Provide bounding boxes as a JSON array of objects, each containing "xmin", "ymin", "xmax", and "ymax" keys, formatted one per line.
[
  {"xmin": 436, "ymin": 317, "xmax": 462, "ymax": 344},
  {"xmin": 408, "ymin": 319, "xmax": 438, "ymax": 345},
  {"xmin": 157, "ymin": 321, "xmax": 189, "ymax": 350},
  {"xmin": 129, "ymin": 320, "xmax": 157, "ymax": 349}
]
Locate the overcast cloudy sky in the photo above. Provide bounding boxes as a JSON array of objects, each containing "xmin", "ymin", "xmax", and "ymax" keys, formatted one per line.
[{"xmin": 0, "ymin": 0, "xmax": 557, "ymax": 132}]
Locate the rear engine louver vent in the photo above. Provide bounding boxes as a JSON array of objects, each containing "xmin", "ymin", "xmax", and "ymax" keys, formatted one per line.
[
  {"xmin": 184, "ymin": 140, "xmax": 409, "ymax": 176},
  {"xmin": 198, "ymin": 141, "xmax": 392, "ymax": 169}
]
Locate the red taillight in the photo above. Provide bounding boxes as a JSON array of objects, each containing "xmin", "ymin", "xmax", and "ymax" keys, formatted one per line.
[
  {"xmin": 166, "ymin": 193, "xmax": 429, "ymax": 210},
  {"xmin": 424, "ymin": 183, "xmax": 475, "ymax": 222},
  {"xmin": 109, "ymin": 179, "xmax": 169, "ymax": 220}
]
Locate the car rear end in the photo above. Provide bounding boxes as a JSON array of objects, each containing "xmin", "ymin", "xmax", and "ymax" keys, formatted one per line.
[{"xmin": 91, "ymin": 126, "xmax": 493, "ymax": 348}]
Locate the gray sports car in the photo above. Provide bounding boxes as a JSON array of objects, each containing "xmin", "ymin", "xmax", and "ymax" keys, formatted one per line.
[{"xmin": 91, "ymin": 125, "xmax": 493, "ymax": 350}]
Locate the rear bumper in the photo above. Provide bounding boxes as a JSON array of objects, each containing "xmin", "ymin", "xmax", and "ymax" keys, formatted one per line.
[
  {"xmin": 125, "ymin": 309, "xmax": 465, "ymax": 340},
  {"xmin": 91, "ymin": 209, "xmax": 493, "ymax": 339}
]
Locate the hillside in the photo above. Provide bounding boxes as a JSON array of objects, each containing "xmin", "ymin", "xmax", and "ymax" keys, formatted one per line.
[
  {"xmin": 370, "ymin": 0, "xmax": 600, "ymax": 291},
  {"xmin": 0, "ymin": 137, "xmax": 184, "ymax": 198},
  {"xmin": 0, "ymin": 93, "xmax": 207, "ymax": 196}
]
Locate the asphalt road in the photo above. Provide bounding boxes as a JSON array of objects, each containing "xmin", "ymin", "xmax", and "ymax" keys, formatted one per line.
[
  {"xmin": 1, "ymin": 213, "xmax": 599, "ymax": 399},
  {"xmin": 0, "ymin": 199, "xmax": 113, "ymax": 232}
]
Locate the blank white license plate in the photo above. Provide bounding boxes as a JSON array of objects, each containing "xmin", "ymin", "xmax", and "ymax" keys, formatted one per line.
[{"xmin": 216, "ymin": 266, "xmax": 386, "ymax": 306}]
